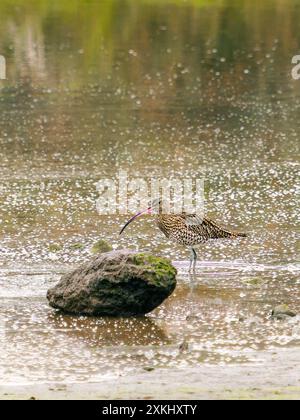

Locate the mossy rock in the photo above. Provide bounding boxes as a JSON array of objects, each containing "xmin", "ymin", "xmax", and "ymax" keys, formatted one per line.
[
  {"xmin": 47, "ymin": 250, "xmax": 177, "ymax": 316},
  {"xmin": 271, "ymin": 304, "xmax": 297, "ymax": 320},
  {"xmin": 69, "ymin": 243, "xmax": 85, "ymax": 250},
  {"xmin": 48, "ymin": 244, "xmax": 63, "ymax": 253},
  {"xmin": 91, "ymin": 239, "xmax": 113, "ymax": 254}
]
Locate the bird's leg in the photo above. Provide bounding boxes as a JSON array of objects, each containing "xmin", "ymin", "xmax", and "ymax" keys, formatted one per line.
[
  {"xmin": 192, "ymin": 247, "xmax": 197, "ymax": 273},
  {"xmin": 189, "ymin": 247, "xmax": 197, "ymax": 273},
  {"xmin": 188, "ymin": 271, "xmax": 196, "ymax": 285},
  {"xmin": 188, "ymin": 247, "xmax": 193, "ymax": 272}
]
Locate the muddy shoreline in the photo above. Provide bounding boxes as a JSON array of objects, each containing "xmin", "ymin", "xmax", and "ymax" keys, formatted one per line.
[{"xmin": 1, "ymin": 348, "xmax": 299, "ymax": 400}]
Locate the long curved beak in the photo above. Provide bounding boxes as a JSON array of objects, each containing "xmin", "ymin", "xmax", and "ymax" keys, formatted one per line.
[{"xmin": 119, "ymin": 207, "xmax": 151, "ymax": 235}]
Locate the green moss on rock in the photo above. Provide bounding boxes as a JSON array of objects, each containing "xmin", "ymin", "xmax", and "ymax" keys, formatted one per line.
[
  {"xmin": 48, "ymin": 244, "xmax": 63, "ymax": 253},
  {"xmin": 91, "ymin": 240, "xmax": 113, "ymax": 254},
  {"xmin": 133, "ymin": 253, "xmax": 177, "ymax": 287},
  {"xmin": 70, "ymin": 243, "xmax": 85, "ymax": 250}
]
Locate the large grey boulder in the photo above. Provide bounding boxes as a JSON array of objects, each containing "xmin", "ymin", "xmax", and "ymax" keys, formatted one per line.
[{"xmin": 47, "ymin": 250, "xmax": 177, "ymax": 316}]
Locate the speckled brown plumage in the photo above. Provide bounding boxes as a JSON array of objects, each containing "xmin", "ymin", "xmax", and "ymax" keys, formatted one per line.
[{"xmin": 156, "ymin": 213, "xmax": 247, "ymax": 246}]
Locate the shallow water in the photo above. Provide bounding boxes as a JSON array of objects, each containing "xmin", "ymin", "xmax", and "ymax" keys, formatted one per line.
[{"xmin": 0, "ymin": 0, "xmax": 299, "ymax": 387}]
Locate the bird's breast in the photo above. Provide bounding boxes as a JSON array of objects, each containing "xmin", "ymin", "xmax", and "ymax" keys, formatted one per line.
[{"xmin": 156, "ymin": 216, "xmax": 170, "ymax": 238}]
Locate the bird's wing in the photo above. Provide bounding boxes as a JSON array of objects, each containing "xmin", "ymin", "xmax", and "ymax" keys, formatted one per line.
[
  {"xmin": 184, "ymin": 214, "xmax": 204, "ymax": 226},
  {"xmin": 181, "ymin": 214, "xmax": 235, "ymax": 239}
]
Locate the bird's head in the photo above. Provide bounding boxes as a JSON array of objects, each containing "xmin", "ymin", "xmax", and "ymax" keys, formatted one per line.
[{"xmin": 119, "ymin": 197, "xmax": 162, "ymax": 235}]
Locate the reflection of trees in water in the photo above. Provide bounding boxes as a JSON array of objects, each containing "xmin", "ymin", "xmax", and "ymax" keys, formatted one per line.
[
  {"xmin": 47, "ymin": 311, "xmax": 170, "ymax": 347},
  {"xmin": 0, "ymin": 0, "xmax": 298, "ymax": 91},
  {"xmin": 0, "ymin": 0, "xmax": 297, "ymax": 167},
  {"xmin": 0, "ymin": 1, "xmax": 294, "ymax": 176}
]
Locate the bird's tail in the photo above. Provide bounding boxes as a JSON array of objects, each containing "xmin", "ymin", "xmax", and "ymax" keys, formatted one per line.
[
  {"xmin": 204, "ymin": 218, "xmax": 247, "ymax": 240},
  {"xmin": 230, "ymin": 231, "xmax": 247, "ymax": 238},
  {"xmin": 216, "ymin": 227, "xmax": 247, "ymax": 239}
]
